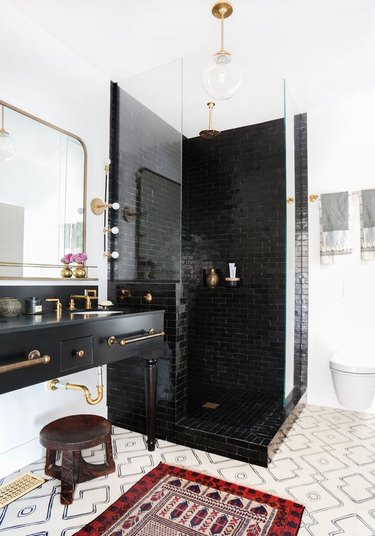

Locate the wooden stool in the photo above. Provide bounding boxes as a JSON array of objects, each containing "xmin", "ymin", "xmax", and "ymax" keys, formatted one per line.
[{"xmin": 40, "ymin": 414, "xmax": 115, "ymax": 505}]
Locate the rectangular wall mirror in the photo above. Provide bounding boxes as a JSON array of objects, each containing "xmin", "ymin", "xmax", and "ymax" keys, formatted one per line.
[{"xmin": 0, "ymin": 100, "xmax": 86, "ymax": 279}]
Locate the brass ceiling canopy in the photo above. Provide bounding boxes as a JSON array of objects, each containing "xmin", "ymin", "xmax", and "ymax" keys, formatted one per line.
[
  {"xmin": 199, "ymin": 102, "xmax": 221, "ymax": 139},
  {"xmin": 212, "ymin": 2, "xmax": 233, "ymax": 20}
]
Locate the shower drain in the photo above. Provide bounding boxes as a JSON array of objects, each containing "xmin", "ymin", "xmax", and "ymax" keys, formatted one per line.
[
  {"xmin": 202, "ymin": 402, "xmax": 220, "ymax": 409},
  {"xmin": 0, "ymin": 473, "xmax": 45, "ymax": 508}
]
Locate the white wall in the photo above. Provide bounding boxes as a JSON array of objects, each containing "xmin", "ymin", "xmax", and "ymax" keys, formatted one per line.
[
  {"xmin": 0, "ymin": 0, "xmax": 110, "ymax": 476},
  {"xmin": 307, "ymin": 86, "xmax": 375, "ymax": 412}
]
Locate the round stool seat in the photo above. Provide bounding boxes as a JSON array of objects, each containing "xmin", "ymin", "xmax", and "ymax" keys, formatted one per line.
[
  {"xmin": 40, "ymin": 414, "xmax": 112, "ymax": 450},
  {"xmin": 39, "ymin": 414, "xmax": 115, "ymax": 505}
]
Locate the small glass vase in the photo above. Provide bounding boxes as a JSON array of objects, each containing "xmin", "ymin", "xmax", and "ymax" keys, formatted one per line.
[
  {"xmin": 73, "ymin": 263, "xmax": 86, "ymax": 279},
  {"xmin": 60, "ymin": 263, "xmax": 73, "ymax": 278}
]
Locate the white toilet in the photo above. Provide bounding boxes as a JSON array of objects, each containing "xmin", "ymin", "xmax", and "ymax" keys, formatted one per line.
[{"xmin": 330, "ymin": 353, "xmax": 375, "ymax": 410}]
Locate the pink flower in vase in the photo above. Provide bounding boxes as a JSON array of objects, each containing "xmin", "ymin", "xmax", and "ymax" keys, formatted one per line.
[
  {"xmin": 72, "ymin": 253, "xmax": 88, "ymax": 264},
  {"xmin": 60, "ymin": 253, "xmax": 73, "ymax": 264}
]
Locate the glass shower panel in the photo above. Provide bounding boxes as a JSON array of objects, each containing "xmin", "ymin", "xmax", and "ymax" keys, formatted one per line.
[
  {"xmin": 113, "ymin": 59, "xmax": 183, "ymax": 282},
  {"xmin": 284, "ymin": 80, "xmax": 300, "ymax": 406}
]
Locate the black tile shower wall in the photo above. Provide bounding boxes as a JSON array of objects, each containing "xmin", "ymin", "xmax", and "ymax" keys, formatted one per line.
[
  {"xmin": 108, "ymin": 83, "xmax": 181, "ymax": 282},
  {"xmin": 294, "ymin": 114, "xmax": 308, "ymax": 393},
  {"xmin": 136, "ymin": 169, "xmax": 181, "ymax": 281},
  {"xmin": 183, "ymin": 120, "xmax": 286, "ymax": 392}
]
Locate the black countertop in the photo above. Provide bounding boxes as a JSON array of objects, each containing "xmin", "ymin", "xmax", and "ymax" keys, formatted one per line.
[{"xmin": 0, "ymin": 308, "xmax": 165, "ymax": 335}]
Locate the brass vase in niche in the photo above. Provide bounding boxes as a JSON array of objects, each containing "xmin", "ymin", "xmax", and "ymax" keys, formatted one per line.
[
  {"xmin": 73, "ymin": 263, "xmax": 86, "ymax": 279},
  {"xmin": 60, "ymin": 263, "xmax": 73, "ymax": 278},
  {"xmin": 206, "ymin": 267, "xmax": 219, "ymax": 288}
]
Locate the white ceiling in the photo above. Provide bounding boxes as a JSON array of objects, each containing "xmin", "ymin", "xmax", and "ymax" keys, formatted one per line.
[{"xmin": 7, "ymin": 0, "xmax": 375, "ymax": 137}]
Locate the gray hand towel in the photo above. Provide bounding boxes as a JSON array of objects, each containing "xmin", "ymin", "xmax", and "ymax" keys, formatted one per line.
[
  {"xmin": 360, "ymin": 189, "xmax": 375, "ymax": 260},
  {"xmin": 320, "ymin": 192, "xmax": 352, "ymax": 263}
]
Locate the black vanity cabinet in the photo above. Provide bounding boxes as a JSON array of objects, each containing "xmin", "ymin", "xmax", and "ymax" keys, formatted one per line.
[{"xmin": 0, "ymin": 310, "xmax": 164, "ymax": 450}]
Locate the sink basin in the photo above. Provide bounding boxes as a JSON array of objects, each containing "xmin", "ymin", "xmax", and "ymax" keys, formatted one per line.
[{"xmin": 70, "ymin": 310, "xmax": 123, "ymax": 316}]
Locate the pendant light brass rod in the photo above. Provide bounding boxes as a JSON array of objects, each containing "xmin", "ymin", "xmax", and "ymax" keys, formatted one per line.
[
  {"xmin": 220, "ymin": 12, "xmax": 225, "ymax": 52},
  {"xmin": 212, "ymin": 2, "xmax": 233, "ymax": 54},
  {"xmin": 208, "ymin": 102, "xmax": 214, "ymax": 130}
]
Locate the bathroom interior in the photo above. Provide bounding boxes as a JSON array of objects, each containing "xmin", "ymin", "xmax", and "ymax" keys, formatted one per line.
[{"xmin": 1, "ymin": 0, "xmax": 375, "ymax": 533}]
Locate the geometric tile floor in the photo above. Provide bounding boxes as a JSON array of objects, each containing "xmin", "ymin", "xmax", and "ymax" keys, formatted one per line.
[{"xmin": 0, "ymin": 404, "xmax": 375, "ymax": 535}]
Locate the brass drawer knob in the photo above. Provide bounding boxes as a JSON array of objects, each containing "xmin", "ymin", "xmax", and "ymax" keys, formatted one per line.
[{"xmin": 74, "ymin": 349, "xmax": 85, "ymax": 358}]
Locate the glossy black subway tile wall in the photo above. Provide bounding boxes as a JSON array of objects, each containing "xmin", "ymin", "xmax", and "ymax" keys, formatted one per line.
[
  {"xmin": 183, "ymin": 120, "xmax": 287, "ymax": 393},
  {"xmin": 108, "ymin": 83, "xmax": 181, "ymax": 282},
  {"xmin": 294, "ymin": 114, "xmax": 309, "ymax": 393}
]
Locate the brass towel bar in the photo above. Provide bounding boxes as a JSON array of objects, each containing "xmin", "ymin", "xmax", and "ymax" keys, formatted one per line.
[
  {"xmin": 107, "ymin": 329, "xmax": 165, "ymax": 347},
  {"xmin": 0, "ymin": 350, "xmax": 51, "ymax": 374}
]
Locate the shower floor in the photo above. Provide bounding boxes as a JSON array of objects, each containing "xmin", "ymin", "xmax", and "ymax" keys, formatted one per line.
[
  {"xmin": 176, "ymin": 382, "xmax": 304, "ymax": 467},
  {"xmin": 188, "ymin": 383, "xmax": 280, "ymax": 430}
]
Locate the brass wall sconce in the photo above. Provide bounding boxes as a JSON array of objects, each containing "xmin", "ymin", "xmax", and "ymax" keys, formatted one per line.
[
  {"xmin": 103, "ymin": 226, "xmax": 119, "ymax": 234},
  {"xmin": 90, "ymin": 198, "xmax": 120, "ymax": 216},
  {"xmin": 92, "ymin": 160, "xmax": 121, "ymax": 260},
  {"xmin": 103, "ymin": 251, "xmax": 119, "ymax": 259}
]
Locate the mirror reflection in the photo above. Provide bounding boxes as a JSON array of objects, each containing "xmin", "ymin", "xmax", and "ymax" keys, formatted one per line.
[{"xmin": 0, "ymin": 101, "xmax": 86, "ymax": 278}]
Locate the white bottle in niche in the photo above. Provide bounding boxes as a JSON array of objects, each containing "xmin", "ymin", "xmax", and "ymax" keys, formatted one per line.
[{"xmin": 225, "ymin": 262, "xmax": 240, "ymax": 287}]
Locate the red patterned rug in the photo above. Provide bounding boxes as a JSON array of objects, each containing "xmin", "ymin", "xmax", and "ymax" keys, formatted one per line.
[{"xmin": 75, "ymin": 463, "xmax": 304, "ymax": 535}]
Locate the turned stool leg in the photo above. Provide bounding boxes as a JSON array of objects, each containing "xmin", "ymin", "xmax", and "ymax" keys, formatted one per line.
[
  {"xmin": 104, "ymin": 433, "xmax": 115, "ymax": 472},
  {"xmin": 60, "ymin": 450, "xmax": 81, "ymax": 505},
  {"xmin": 44, "ymin": 448, "xmax": 58, "ymax": 476}
]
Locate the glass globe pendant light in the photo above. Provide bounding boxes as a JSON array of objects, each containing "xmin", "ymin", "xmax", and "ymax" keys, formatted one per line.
[
  {"xmin": 0, "ymin": 105, "xmax": 16, "ymax": 161},
  {"xmin": 203, "ymin": 2, "xmax": 242, "ymax": 101}
]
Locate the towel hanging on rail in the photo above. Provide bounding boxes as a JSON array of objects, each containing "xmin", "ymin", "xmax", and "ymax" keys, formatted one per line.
[
  {"xmin": 360, "ymin": 189, "xmax": 375, "ymax": 261},
  {"xmin": 320, "ymin": 192, "xmax": 352, "ymax": 264}
]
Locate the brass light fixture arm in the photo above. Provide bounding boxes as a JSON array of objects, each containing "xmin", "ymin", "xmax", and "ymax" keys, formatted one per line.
[{"xmin": 47, "ymin": 366, "xmax": 104, "ymax": 406}]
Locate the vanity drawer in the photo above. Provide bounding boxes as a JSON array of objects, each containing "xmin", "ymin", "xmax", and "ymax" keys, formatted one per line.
[{"xmin": 60, "ymin": 335, "xmax": 93, "ymax": 372}]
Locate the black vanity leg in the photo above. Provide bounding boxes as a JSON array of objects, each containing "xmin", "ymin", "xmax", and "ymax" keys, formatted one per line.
[{"xmin": 144, "ymin": 357, "xmax": 157, "ymax": 451}]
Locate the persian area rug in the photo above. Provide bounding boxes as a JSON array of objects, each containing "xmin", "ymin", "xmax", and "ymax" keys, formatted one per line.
[{"xmin": 75, "ymin": 463, "xmax": 304, "ymax": 535}]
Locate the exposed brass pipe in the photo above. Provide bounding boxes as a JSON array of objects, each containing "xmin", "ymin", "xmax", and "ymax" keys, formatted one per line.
[{"xmin": 47, "ymin": 366, "xmax": 104, "ymax": 406}]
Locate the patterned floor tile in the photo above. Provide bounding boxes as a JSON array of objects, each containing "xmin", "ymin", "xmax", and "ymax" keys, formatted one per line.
[{"xmin": 1, "ymin": 404, "xmax": 375, "ymax": 535}]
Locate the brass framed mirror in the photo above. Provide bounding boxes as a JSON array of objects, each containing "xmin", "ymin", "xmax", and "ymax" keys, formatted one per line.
[{"xmin": 0, "ymin": 100, "xmax": 87, "ymax": 279}]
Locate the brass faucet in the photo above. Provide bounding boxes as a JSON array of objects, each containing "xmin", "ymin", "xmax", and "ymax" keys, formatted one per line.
[
  {"xmin": 70, "ymin": 289, "xmax": 98, "ymax": 310},
  {"xmin": 45, "ymin": 298, "xmax": 62, "ymax": 317}
]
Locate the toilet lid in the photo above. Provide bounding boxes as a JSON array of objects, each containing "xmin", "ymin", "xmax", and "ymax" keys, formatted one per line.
[{"xmin": 330, "ymin": 353, "xmax": 375, "ymax": 374}]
